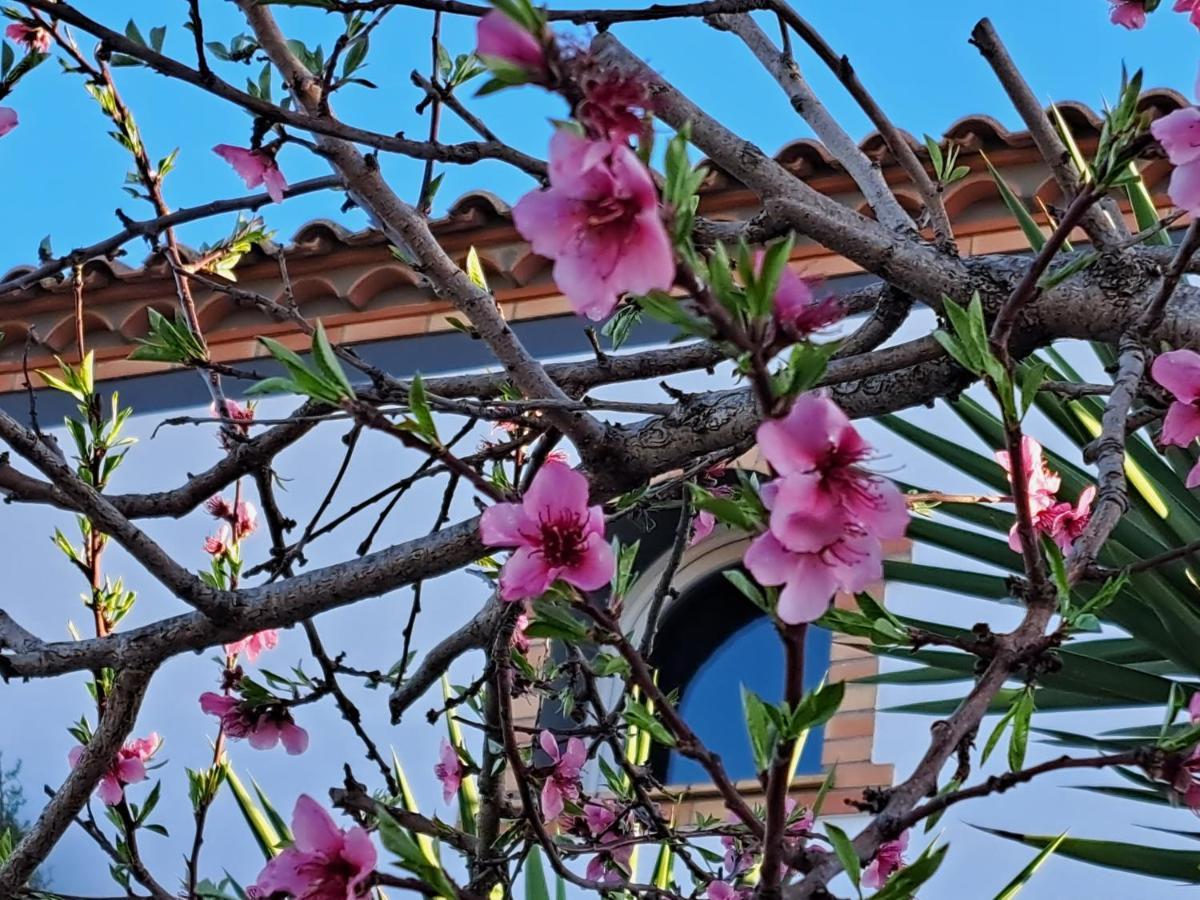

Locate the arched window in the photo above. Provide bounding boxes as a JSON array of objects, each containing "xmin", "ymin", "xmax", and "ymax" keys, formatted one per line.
[{"xmin": 646, "ymin": 567, "xmax": 833, "ymax": 786}]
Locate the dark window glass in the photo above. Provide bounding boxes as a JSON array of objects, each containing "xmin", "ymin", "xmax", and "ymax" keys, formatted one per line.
[{"xmin": 646, "ymin": 566, "xmax": 833, "ymax": 786}]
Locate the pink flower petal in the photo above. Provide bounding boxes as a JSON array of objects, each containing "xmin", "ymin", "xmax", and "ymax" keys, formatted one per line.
[
  {"xmin": 743, "ymin": 531, "xmax": 798, "ymax": 586},
  {"xmin": 757, "ymin": 394, "xmax": 848, "ymax": 476},
  {"xmin": 262, "ymin": 165, "xmax": 287, "ymax": 204},
  {"xmin": 476, "ymin": 10, "xmax": 546, "ymax": 74},
  {"xmin": 541, "ymin": 778, "xmax": 564, "ymax": 821},
  {"xmin": 96, "ymin": 774, "xmax": 125, "ymax": 806},
  {"xmin": 342, "ymin": 825, "xmax": 379, "ymax": 893},
  {"xmin": 1152, "ymin": 349, "xmax": 1200, "ymax": 403},
  {"xmin": 213, "ymin": 144, "xmax": 267, "ymax": 189},
  {"xmin": 1187, "ymin": 459, "xmax": 1200, "ymax": 489},
  {"xmin": 115, "ymin": 757, "xmax": 146, "ymax": 786},
  {"xmin": 777, "ymin": 558, "xmax": 838, "ymax": 624},
  {"xmin": 539, "ymin": 730, "xmax": 561, "ymax": 762},
  {"xmin": 247, "ymin": 720, "xmax": 282, "ymax": 751},
  {"xmin": 292, "ymin": 794, "xmax": 343, "ymax": 855},
  {"xmin": 280, "ymin": 722, "xmax": 309, "ymax": 755},
  {"xmin": 253, "ymin": 847, "xmax": 313, "ymax": 898},
  {"xmin": 498, "ymin": 544, "xmax": 556, "ymax": 601},
  {"xmin": 0, "ymin": 107, "xmax": 16, "ymax": 138},
  {"xmin": 522, "ymin": 461, "xmax": 591, "ymax": 522},
  {"xmin": 768, "ymin": 472, "xmax": 846, "ymax": 553},
  {"xmin": 1163, "ymin": 401, "xmax": 1200, "ymax": 447},
  {"xmin": 560, "ymin": 532, "xmax": 615, "ymax": 592},
  {"xmin": 199, "ymin": 691, "xmax": 237, "ymax": 717},
  {"xmin": 1167, "ymin": 159, "xmax": 1200, "ymax": 215},
  {"xmin": 479, "ymin": 501, "xmax": 535, "ymax": 547},
  {"xmin": 1110, "ymin": 0, "xmax": 1147, "ymax": 28}
]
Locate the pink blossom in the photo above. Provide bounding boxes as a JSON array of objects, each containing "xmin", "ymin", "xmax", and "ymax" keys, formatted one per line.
[
  {"xmin": 236, "ymin": 500, "xmax": 258, "ymax": 539},
  {"xmin": 1038, "ymin": 486, "xmax": 1096, "ymax": 554},
  {"xmin": 512, "ymin": 610, "xmax": 532, "ymax": 654},
  {"xmin": 575, "ymin": 64, "xmax": 651, "ymax": 143},
  {"xmin": 68, "ymin": 733, "xmax": 160, "ymax": 806},
  {"xmin": 213, "ymin": 144, "xmax": 287, "ymax": 203},
  {"xmin": 199, "ymin": 692, "xmax": 309, "ymax": 754},
  {"xmin": 512, "ymin": 129, "xmax": 674, "ymax": 321},
  {"xmin": 721, "ymin": 813, "xmax": 755, "ymax": 876},
  {"xmin": 758, "ymin": 393, "xmax": 909, "ymax": 553},
  {"xmin": 435, "ymin": 739, "xmax": 464, "ymax": 803},
  {"xmin": 1177, "ymin": 0, "xmax": 1200, "ymax": 28},
  {"xmin": 744, "ymin": 529, "xmax": 881, "ymax": 624},
  {"xmin": 204, "ymin": 525, "xmax": 232, "ymax": 557},
  {"xmin": 995, "ymin": 435, "xmax": 1063, "ymax": 549},
  {"xmin": 251, "ymin": 794, "xmax": 376, "ymax": 900},
  {"xmin": 5, "ymin": 23, "xmax": 50, "ymax": 53},
  {"xmin": 1110, "ymin": 1, "xmax": 1147, "ymax": 28},
  {"xmin": 0, "ymin": 107, "xmax": 16, "ymax": 138},
  {"xmin": 707, "ymin": 882, "xmax": 747, "ymax": 900},
  {"xmin": 690, "ymin": 484, "xmax": 732, "ymax": 547},
  {"xmin": 689, "ymin": 508, "xmax": 717, "ymax": 547},
  {"xmin": 475, "ymin": 10, "xmax": 548, "ymax": 80},
  {"xmin": 1150, "ymin": 71, "xmax": 1200, "ymax": 215},
  {"xmin": 582, "ymin": 802, "xmax": 633, "ymax": 884},
  {"xmin": 1152, "ymin": 350, "xmax": 1200, "ymax": 487},
  {"xmin": 1189, "ymin": 691, "xmax": 1200, "ymax": 724},
  {"xmin": 538, "ymin": 731, "xmax": 586, "ymax": 821},
  {"xmin": 862, "ymin": 831, "xmax": 908, "ymax": 890},
  {"xmin": 480, "ymin": 460, "xmax": 615, "ymax": 601},
  {"xmin": 214, "ymin": 398, "xmax": 254, "ymax": 447},
  {"xmin": 224, "ymin": 629, "xmax": 279, "ymax": 662},
  {"xmin": 757, "ymin": 254, "xmax": 843, "ymax": 342}
]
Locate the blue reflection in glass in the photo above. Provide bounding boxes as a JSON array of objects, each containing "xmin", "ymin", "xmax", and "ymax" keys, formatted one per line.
[{"xmin": 666, "ymin": 618, "xmax": 833, "ymax": 785}]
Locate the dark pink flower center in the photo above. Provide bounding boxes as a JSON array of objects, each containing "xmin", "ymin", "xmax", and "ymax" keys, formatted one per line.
[
  {"xmin": 538, "ymin": 514, "xmax": 590, "ymax": 569},
  {"xmin": 586, "ymin": 194, "xmax": 639, "ymax": 229}
]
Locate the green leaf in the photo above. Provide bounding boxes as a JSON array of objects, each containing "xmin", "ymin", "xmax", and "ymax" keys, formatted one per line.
[
  {"xmin": 524, "ymin": 846, "xmax": 551, "ymax": 900},
  {"xmin": 978, "ymin": 828, "xmax": 1200, "ymax": 883},
  {"xmin": 982, "ymin": 152, "xmax": 1046, "ymax": 251},
  {"xmin": 223, "ymin": 762, "xmax": 280, "ymax": 861},
  {"xmin": 465, "ymin": 246, "xmax": 489, "ymax": 291},
  {"xmin": 408, "ymin": 373, "xmax": 437, "ymax": 441},
  {"xmin": 624, "ymin": 697, "xmax": 675, "ymax": 748},
  {"xmin": 1008, "ymin": 689, "xmax": 1034, "ymax": 772},
  {"xmin": 742, "ymin": 686, "xmax": 777, "ymax": 774},
  {"xmin": 824, "ymin": 823, "xmax": 862, "ymax": 896},
  {"xmin": 311, "ymin": 320, "xmax": 355, "ymax": 400}
]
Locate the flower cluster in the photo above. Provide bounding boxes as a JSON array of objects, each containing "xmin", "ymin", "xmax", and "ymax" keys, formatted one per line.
[
  {"xmin": 248, "ymin": 795, "xmax": 377, "ymax": 900},
  {"xmin": 68, "ymin": 733, "xmax": 161, "ymax": 806},
  {"xmin": 203, "ymin": 494, "xmax": 258, "ymax": 557},
  {"xmin": 1151, "ymin": 349, "xmax": 1200, "ymax": 486},
  {"xmin": 863, "ymin": 831, "xmax": 909, "ymax": 889},
  {"xmin": 476, "ymin": 6, "xmax": 675, "ymax": 322},
  {"xmin": 995, "ymin": 436, "xmax": 1095, "ymax": 554},
  {"xmin": 539, "ymin": 730, "xmax": 587, "ymax": 821},
  {"xmin": 581, "ymin": 801, "xmax": 634, "ymax": 884},
  {"xmin": 744, "ymin": 394, "xmax": 910, "ymax": 624},
  {"xmin": 199, "ymin": 691, "xmax": 309, "ymax": 755},
  {"xmin": 479, "ymin": 460, "xmax": 614, "ymax": 602}
]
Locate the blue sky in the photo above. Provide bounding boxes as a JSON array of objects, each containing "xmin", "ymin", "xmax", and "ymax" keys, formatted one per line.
[
  {"xmin": 3, "ymin": 1, "xmax": 1200, "ymax": 897},
  {"xmin": 0, "ymin": 1, "xmax": 1197, "ymax": 275}
]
